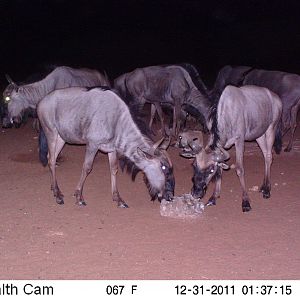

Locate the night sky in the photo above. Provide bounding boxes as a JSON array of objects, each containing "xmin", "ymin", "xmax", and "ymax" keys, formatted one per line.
[{"xmin": 1, "ymin": 0, "xmax": 300, "ymax": 87}]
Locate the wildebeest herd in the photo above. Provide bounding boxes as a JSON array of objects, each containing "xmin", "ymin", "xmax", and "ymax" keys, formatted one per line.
[{"xmin": 1, "ymin": 63, "xmax": 299, "ymax": 212}]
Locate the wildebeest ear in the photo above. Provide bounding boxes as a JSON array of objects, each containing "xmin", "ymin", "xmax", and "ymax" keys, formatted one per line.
[
  {"xmin": 218, "ymin": 162, "xmax": 230, "ymax": 170},
  {"xmin": 137, "ymin": 147, "xmax": 153, "ymax": 160},
  {"xmin": 5, "ymin": 74, "xmax": 15, "ymax": 85},
  {"xmin": 188, "ymin": 140, "xmax": 202, "ymax": 154}
]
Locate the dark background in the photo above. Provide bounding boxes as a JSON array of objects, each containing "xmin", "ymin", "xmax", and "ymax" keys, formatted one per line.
[{"xmin": 1, "ymin": 0, "xmax": 300, "ymax": 87}]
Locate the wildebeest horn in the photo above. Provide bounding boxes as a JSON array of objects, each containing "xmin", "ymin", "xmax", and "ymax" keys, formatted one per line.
[
  {"xmin": 213, "ymin": 147, "xmax": 230, "ymax": 162},
  {"xmin": 146, "ymin": 137, "xmax": 165, "ymax": 156},
  {"xmin": 159, "ymin": 135, "xmax": 173, "ymax": 150},
  {"xmin": 187, "ymin": 139, "xmax": 202, "ymax": 154},
  {"xmin": 152, "ymin": 137, "xmax": 166, "ymax": 151},
  {"xmin": 5, "ymin": 74, "xmax": 15, "ymax": 85}
]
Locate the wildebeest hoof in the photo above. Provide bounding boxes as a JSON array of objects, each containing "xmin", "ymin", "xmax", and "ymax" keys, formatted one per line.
[
  {"xmin": 56, "ymin": 198, "xmax": 64, "ymax": 205},
  {"xmin": 284, "ymin": 147, "xmax": 291, "ymax": 152},
  {"xmin": 76, "ymin": 200, "xmax": 87, "ymax": 206},
  {"xmin": 242, "ymin": 200, "xmax": 251, "ymax": 212},
  {"xmin": 259, "ymin": 186, "xmax": 270, "ymax": 198},
  {"xmin": 206, "ymin": 198, "xmax": 216, "ymax": 206},
  {"xmin": 118, "ymin": 201, "xmax": 129, "ymax": 208}
]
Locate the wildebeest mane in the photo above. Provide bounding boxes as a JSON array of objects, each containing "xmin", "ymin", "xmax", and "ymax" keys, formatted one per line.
[
  {"xmin": 236, "ymin": 66, "xmax": 255, "ymax": 86},
  {"xmin": 117, "ymin": 76, "xmax": 136, "ymax": 106},
  {"xmin": 18, "ymin": 64, "xmax": 57, "ymax": 85},
  {"xmin": 177, "ymin": 63, "xmax": 210, "ymax": 98},
  {"xmin": 208, "ymin": 86, "xmax": 222, "ymax": 150},
  {"xmin": 119, "ymin": 156, "xmax": 141, "ymax": 181},
  {"xmin": 181, "ymin": 103, "xmax": 209, "ymax": 133}
]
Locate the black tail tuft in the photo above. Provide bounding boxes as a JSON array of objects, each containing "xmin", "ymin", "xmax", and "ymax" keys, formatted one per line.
[
  {"xmin": 39, "ymin": 126, "xmax": 48, "ymax": 166},
  {"xmin": 274, "ymin": 120, "xmax": 282, "ymax": 154}
]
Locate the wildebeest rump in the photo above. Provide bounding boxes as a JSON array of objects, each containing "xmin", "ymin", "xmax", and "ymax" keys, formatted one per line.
[
  {"xmin": 213, "ymin": 65, "xmax": 300, "ymax": 152},
  {"xmin": 2, "ymin": 66, "xmax": 109, "ymax": 127},
  {"xmin": 114, "ymin": 63, "xmax": 211, "ymax": 136},
  {"xmin": 37, "ymin": 87, "xmax": 175, "ymax": 208},
  {"xmin": 191, "ymin": 85, "xmax": 282, "ymax": 212}
]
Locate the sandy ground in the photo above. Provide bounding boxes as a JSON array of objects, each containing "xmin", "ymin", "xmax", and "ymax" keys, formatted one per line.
[{"xmin": 0, "ymin": 119, "xmax": 299, "ymax": 280}]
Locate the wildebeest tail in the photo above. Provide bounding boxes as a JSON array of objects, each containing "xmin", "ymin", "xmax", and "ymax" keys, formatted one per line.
[
  {"xmin": 39, "ymin": 126, "xmax": 48, "ymax": 166},
  {"xmin": 273, "ymin": 119, "xmax": 282, "ymax": 154}
]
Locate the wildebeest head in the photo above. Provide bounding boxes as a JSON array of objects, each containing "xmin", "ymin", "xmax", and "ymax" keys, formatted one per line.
[
  {"xmin": 191, "ymin": 147, "xmax": 230, "ymax": 199},
  {"xmin": 2, "ymin": 74, "xmax": 28, "ymax": 127},
  {"xmin": 177, "ymin": 130, "xmax": 203, "ymax": 158},
  {"xmin": 138, "ymin": 137, "xmax": 175, "ymax": 202}
]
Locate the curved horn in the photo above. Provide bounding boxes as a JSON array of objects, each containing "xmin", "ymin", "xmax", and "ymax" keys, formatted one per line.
[
  {"xmin": 159, "ymin": 135, "xmax": 172, "ymax": 151},
  {"xmin": 147, "ymin": 137, "xmax": 165, "ymax": 156},
  {"xmin": 5, "ymin": 74, "xmax": 15, "ymax": 84},
  {"xmin": 220, "ymin": 147, "xmax": 230, "ymax": 161},
  {"xmin": 152, "ymin": 137, "xmax": 165, "ymax": 151},
  {"xmin": 213, "ymin": 147, "xmax": 230, "ymax": 162},
  {"xmin": 187, "ymin": 140, "xmax": 202, "ymax": 154}
]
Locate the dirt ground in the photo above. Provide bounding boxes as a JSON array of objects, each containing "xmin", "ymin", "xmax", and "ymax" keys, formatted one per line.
[{"xmin": 0, "ymin": 118, "xmax": 299, "ymax": 280}]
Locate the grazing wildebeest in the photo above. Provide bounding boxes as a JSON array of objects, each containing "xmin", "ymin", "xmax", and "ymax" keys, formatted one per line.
[
  {"xmin": 2, "ymin": 66, "xmax": 109, "ymax": 127},
  {"xmin": 114, "ymin": 63, "xmax": 211, "ymax": 136},
  {"xmin": 37, "ymin": 86, "xmax": 175, "ymax": 208},
  {"xmin": 191, "ymin": 85, "xmax": 282, "ymax": 212},
  {"xmin": 213, "ymin": 65, "xmax": 300, "ymax": 152}
]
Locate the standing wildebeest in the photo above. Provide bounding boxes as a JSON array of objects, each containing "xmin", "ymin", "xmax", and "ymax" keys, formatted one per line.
[
  {"xmin": 114, "ymin": 64, "xmax": 211, "ymax": 136},
  {"xmin": 191, "ymin": 85, "xmax": 282, "ymax": 212},
  {"xmin": 2, "ymin": 66, "xmax": 109, "ymax": 127},
  {"xmin": 37, "ymin": 86, "xmax": 175, "ymax": 208},
  {"xmin": 213, "ymin": 65, "xmax": 300, "ymax": 152}
]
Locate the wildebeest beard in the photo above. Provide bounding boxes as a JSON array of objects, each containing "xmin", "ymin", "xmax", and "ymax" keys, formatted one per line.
[
  {"xmin": 119, "ymin": 156, "xmax": 159, "ymax": 199},
  {"xmin": 2, "ymin": 106, "xmax": 37, "ymax": 128},
  {"xmin": 143, "ymin": 175, "xmax": 160, "ymax": 201},
  {"xmin": 144, "ymin": 164, "xmax": 175, "ymax": 202},
  {"xmin": 119, "ymin": 155, "xmax": 174, "ymax": 202}
]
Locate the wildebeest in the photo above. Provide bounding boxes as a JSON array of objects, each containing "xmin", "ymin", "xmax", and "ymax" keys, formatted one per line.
[
  {"xmin": 2, "ymin": 66, "xmax": 109, "ymax": 127},
  {"xmin": 37, "ymin": 86, "xmax": 175, "ymax": 208},
  {"xmin": 191, "ymin": 85, "xmax": 282, "ymax": 212},
  {"xmin": 213, "ymin": 65, "xmax": 300, "ymax": 152},
  {"xmin": 114, "ymin": 63, "xmax": 211, "ymax": 136}
]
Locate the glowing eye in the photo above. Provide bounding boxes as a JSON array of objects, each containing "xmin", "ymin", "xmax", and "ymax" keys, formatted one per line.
[
  {"xmin": 210, "ymin": 168, "xmax": 214, "ymax": 173},
  {"xmin": 5, "ymin": 96, "xmax": 10, "ymax": 102},
  {"xmin": 179, "ymin": 136, "xmax": 182, "ymax": 139},
  {"xmin": 161, "ymin": 165, "xmax": 166, "ymax": 170}
]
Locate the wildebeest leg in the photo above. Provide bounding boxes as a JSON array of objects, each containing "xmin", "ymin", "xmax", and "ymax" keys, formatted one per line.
[
  {"xmin": 154, "ymin": 103, "xmax": 166, "ymax": 136},
  {"xmin": 285, "ymin": 101, "xmax": 300, "ymax": 152},
  {"xmin": 173, "ymin": 101, "xmax": 181, "ymax": 137},
  {"xmin": 32, "ymin": 118, "xmax": 40, "ymax": 132},
  {"xmin": 48, "ymin": 133, "xmax": 65, "ymax": 204},
  {"xmin": 206, "ymin": 169, "xmax": 222, "ymax": 206},
  {"xmin": 108, "ymin": 151, "xmax": 129, "ymax": 208},
  {"xmin": 235, "ymin": 140, "xmax": 251, "ymax": 212},
  {"xmin": 74, "ymin": 144, "xmax": 98, "ymax": 206},
  {"xmin": 149, "ymin": 103, "xmax": 157, "ymax": 131},
  {"xmin": 256, "ymin": 130, "xmax": 274, "ymax": 199}
]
